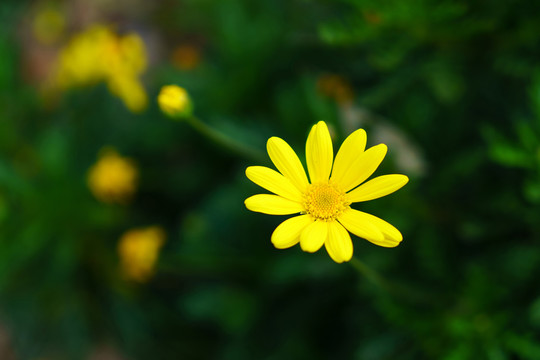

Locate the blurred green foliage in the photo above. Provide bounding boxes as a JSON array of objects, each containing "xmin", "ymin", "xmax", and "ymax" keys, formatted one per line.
[{"xmin": 1, "ymin": 0, "xmax": 540, "ymax": 359}]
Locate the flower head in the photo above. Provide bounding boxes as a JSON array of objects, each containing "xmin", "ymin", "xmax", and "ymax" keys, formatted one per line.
[
  {"xmin": 158, "ymin": 85, "xmax": 193, "ymax": 119},
  {"xmin": 87, "ymin": 148, "xmax": 138, "ymax": 203},
  {"xmin": 245, "ymin": 121, "xmax": 409, "ymax": 263},
  {"xmin": 118, "ymin": 226, "xmax": 165, "ymax": 282}
]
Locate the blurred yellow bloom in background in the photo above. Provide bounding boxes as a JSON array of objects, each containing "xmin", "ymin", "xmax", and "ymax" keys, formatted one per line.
[
  {"xmin": 245, "ymin": 121, "xmax": 408, "ymax": 263},
  {"xmin": 109, "ymin": 33, "xmax": 148, "ymax": 76},
  {"xmin": 54, "ymin": 25, "xmax": 148, "ymax": 112},
  {"xmin": 316, "ymin": 74, "xmax": 354, "ymax": 105},
  {"xmin": 118, "ymin": 226, "xmax": 166, "ymax": 282},
  {"xmin": 158, "ymin": 85, "xmax": 192, "ymax": 119},
  {"xmin": 56, "ymin": 26, "xmax": 109, "ymax": 86},
  {"xmin": 87, "ymin": 148, "xmax": 138, "ymax": 204},
  {"xmin": 108, "ymin": 75, "xmax": 148, "ymax": 113},
  {"xmin": 32, "ymin": 7, "xmax": 66, "ymax": 45}
]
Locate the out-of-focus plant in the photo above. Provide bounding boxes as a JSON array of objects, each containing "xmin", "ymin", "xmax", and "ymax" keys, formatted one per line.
[
  {"xmin": 171, "ymin": 44, "xmax": 202, "ymax": 70},
  {"xmin": 485, "ymin": 71, "xmax": 540, "ymax": 203},
  {"xmin": 52, "ymin": 24, "xmax": 148, "ymax": 112},
  {"xmin": 32, "ymin": 6, "xmax": 65, "ymax": 45},
  {"xmin": 316, "ymin": 74, "xmax": 354, "ymax": 106},
  {"xmin": 118, "ymin": 226, "xmax": 166, "ymax": 282},
  {"xmin": 87, "ymin": 147, "xmax": 138, "ymax": 204}
]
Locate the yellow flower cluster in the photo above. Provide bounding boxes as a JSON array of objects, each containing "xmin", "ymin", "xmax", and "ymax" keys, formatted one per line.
[
  {"xmin": 87, "ymin": 148, "xmax": 138, "ymax": 204},
  {"xmin": 55, "ymin": 25, "xmax": 148, "ymax": 112},
  {"xmin": 118, "ymin": 226, "xmax": 166, "ymax": 282}
]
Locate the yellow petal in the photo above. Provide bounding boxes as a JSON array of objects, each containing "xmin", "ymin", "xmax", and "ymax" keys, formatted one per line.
[
  {"xmin": 306, "ymin": 121, "xmax": 333, "ymax": 184},
  {"xmin": 325, "ymin": 221, "xmax": 353, "ymax": 263},
  {"xmin": 245, "ymin": 194, "xmax": 303, "ymax": 215},
  {"xmin": 246, "ymin": 166, "xmax": 303, "ymax": 202},
  {"xmin": 271, "ymin": 215, "xmax": 314, "ymax": 249},
  {"xmin": 347, "ymin": 174, "xmax": 409, "ymax": 203},
  {"xmin": 267, "ymin": 137, "xmax": 309, "ymax": 192},
  {"xmin": 300, "ymin": 220, "xmax": 328, "ymax": 253},
  {"xmin": 338, "ymin": 208, "xmax": 385, "ymax": 245},
  {"xmin": 336, "ymin": 143, "xmax": 387, "ymax": 192},
  {"xmin": 354, "ymin": 211, "xmax": 403, "ymax": 246},
  {"xmin": 330, "ymin": 128, "xmax": 366, "ymax": 186}
]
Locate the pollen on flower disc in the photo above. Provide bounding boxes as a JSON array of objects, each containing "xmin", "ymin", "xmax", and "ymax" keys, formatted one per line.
[{"xmin": 303, "ymin": 182, "xmax": 350, "ymax": 221}]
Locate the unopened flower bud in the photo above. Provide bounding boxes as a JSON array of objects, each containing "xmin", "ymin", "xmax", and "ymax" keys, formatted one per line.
[{"xmin": 157, "ymin": 85, "xmax": 193, "ymax": 119}]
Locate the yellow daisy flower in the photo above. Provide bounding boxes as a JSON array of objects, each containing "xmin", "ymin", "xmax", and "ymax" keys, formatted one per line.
[{"xmin": 245, "ymin": 121, "xmax": 409, "ymax": 263}]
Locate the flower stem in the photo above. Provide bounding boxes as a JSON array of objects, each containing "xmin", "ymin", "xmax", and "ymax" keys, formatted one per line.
[
  {"xmin": 349, "ymin": 257, "xmax": 391, "ymax": 291},
  {"xmin": 350, "ymin": 257, "xmax": 436, "ymax": 304},
  {"xmin": 186, "ymin": 116, "xmax": 266, "ymax": 162}
]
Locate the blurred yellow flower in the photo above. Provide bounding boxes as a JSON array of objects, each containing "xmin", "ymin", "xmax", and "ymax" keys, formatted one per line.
[
  {"xmin": 118, "ymin": 226, "xmax": 165, "ymax": 282},
  {"xmin": 245, "ymin": 121, "xmax": 408, "ymax": 263},
  {"xmin": 171, "ymin": 45, "xmax": 201, "ymax": 70},
  {"xmin": 108, "ymin": 75, "xmax": 148, "ymax": 113},
  {"xmin": 158, "ymin": 85, "xmax": 192, "ymax": 119},
  {"xmin": 113, "ymin": 33, "xmax": 148, "ymax": 76},
  {"xmin": 317, "ymin": 74, "xmax": 354, "ymax": 105},
  {"xmin": 87, "ymin": 148, "xmax": 138, "ymax": 203},
  {"xmin": 54, "ymin": 25, "xmax": 148, "ymax": 112},
  {"xmin": 32, "ymin": 7, "xmax": 66, "ymax": 45},
  {"xmin": 56, "ymin": 25, "xmax": 110, "ymax": 86}
]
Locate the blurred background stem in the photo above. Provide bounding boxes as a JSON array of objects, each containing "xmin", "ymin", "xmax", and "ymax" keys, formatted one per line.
[
  {"xmin": 186, "ymin": 116, "xmax": 266, "ymax": 162},
  {"xmin": 350, "ymin": 257, "xmax": 437, "ymax": 305},
  {"xmin": 350, "ymin": 257, "xmax": 391, "ymax": 291}
]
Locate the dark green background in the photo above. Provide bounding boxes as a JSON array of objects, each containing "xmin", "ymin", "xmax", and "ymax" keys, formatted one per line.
[{"xmin": 1, "ymin": 0, "xmax": 540, "ymax": 359}]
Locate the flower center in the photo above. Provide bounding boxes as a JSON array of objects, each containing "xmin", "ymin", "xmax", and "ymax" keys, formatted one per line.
[{"xmin": 303, "ymin": 182, "xmax": 350, "ymax": 221}]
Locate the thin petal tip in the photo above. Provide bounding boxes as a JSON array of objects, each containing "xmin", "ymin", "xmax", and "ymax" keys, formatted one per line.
[
  {"xmin": 393, "ymin": 174, "xmax": 410, "ymax": 188},
  {"xmin": 327, "ymin": 252, "xmax": 350, "ymax": 264},
  {"xmin": 300, "ymin": 243, "xmax": 317, "ymax": 253},
  {"xmin": 382, "ymin": 236, "xmax": 403, "ymax": 248},
  {"xmin": 244, "ymin": 196, "xmax": 254, "ymax": 209},
  {"xmin": 402, "ymin": 175, "xmax": 410, "ymax": 185},
  {"xmin": 245, "ymin": 166, "xmax": 255, "ymax": 178},
  {"xmin": 266, "ymin": 136, "xmax": 282, "ymax": 147},
  {"xmin": 271, "ymin": 238, "xmax": 291, "ymax": 249}
]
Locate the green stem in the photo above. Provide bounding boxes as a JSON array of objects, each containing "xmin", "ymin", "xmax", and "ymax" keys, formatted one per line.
[
  {"xmin": 350, "ymin": 257, "xmax": 435, "ymax": 304},
  {"xmin": 186, "ymin": 116, "xmax": 266, "ymax": 162},
  {"xmin": 349, "ymin": 257, "xmax": 391, "ymax": 291}
]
